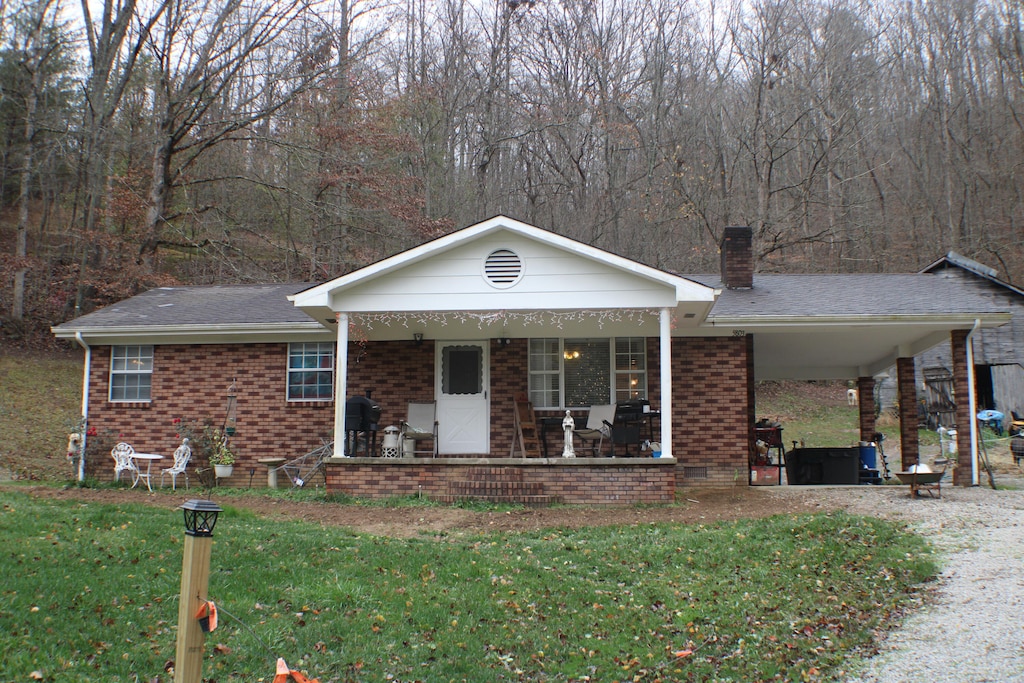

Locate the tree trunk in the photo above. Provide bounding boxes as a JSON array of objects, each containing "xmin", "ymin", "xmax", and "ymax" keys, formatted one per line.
[
  {"xmin": 13, "ymin": 3, "xmax": 48, "ymax": 321},
  {"xmin": 140, "ymin": 136, "xmax": 174, "ymax": 269}
]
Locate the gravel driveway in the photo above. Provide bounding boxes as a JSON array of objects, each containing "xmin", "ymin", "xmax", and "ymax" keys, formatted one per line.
[{"xmin": 770, "ymin": 477, "xmax": 1024, "ymax": 683}]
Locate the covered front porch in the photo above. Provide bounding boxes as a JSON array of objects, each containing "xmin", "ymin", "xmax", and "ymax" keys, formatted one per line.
[{"xmin": 287, "ymin": 217, "xmax": 1009, "ymax": 501}]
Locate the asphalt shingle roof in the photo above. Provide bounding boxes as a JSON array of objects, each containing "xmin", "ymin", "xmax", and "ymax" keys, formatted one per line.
[
  {"xmin": 53, "ymin": 272, "xmax": 1008, "ymax": 335},
  {"xmin": 685, "ymin": 273, "xmax": 1008, "ymax": 318},
  {"xmin": 52, "ymin": 283, "xmax": 315, "ymax": 330}
]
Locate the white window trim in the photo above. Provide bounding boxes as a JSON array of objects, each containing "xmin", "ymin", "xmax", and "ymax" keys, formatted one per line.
[
  {"xmin": 109, "ymin": 345, "xmax": 154, "ymax": 403},
  {"xmin": 529, "ymin": 337, "xmax": 647, "ymax": 410},
  {"xmin": 287, "ymin": 342, "xmax": 336, "ymax": 402},
  {"xmin": 614, "ymin": 337, "xmax": 649, "ymax": 404}
]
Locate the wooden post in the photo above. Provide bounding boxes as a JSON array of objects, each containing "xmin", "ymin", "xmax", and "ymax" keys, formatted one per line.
[{"xmin": 175, "ymin": 533, "xmax": 213, "ymax": 683}]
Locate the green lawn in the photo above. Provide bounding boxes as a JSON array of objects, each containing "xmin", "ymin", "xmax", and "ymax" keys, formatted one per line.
[
  {"xmin": 0, "ymin": 351, "xmax": 83, "ymax": 481},
  {"xmin": 756, "ymin": 381, "xmax": 940, "ymax": 452},
  {"xmin": 0, "ymin": 489, "xmax": 936, "ymax": 682}
]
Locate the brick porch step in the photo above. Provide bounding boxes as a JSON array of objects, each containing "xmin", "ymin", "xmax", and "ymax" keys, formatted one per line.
[{"xmin": 440, "ymin": 467, "xmax": 559, "ymax": 506}]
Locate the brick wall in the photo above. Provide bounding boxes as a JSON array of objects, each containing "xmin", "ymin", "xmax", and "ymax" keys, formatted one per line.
[
  {"xmin": 490, "ymin": 339, "xmax": 530, "ymax": 454},
  {"xmin": 325, "ymin": 459, "xmax": 676, "ymax": 505},
  {"xmin": 896, "ymin": 356, "xmax": 920, "ymax": 470},
  {"xmin": 84, "ymin": 335, "xmax": 752, "ymax": 489},
  {"xmin": 671, "ymin": 336, "xmax": 753, "ymax": 485},
  {"xmin": 720, "ymin": 226, "xmax": 754, "ymax": 289},
  {"xmin": 857, "ymin": 376, "xmax": 877, "ymax": 441},
  {"xmin": 83, "ymin": 343, "xmax": 334, "ymax": 485}
]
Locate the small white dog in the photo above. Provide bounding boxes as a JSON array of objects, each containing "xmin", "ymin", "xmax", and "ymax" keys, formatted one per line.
[
  {"xmin": 847, "ymin": 388, "xmax": 858, "ymax": 406},
  {"xmin": 67, "ymin": 432, "xmax": 83, "ymax": 461}
]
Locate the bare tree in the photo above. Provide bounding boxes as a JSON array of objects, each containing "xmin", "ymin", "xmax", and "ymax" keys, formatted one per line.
[
  {"xmin": 75, "ymin": 0, "xmax": 168, "ymax": 234},
  {"xmin": 10, "ymin": 0, "xmax": 66, "ymax": 320},
  {"xmin": 137, "ymin": 0, "xmax": 331, "ymax": 268}
]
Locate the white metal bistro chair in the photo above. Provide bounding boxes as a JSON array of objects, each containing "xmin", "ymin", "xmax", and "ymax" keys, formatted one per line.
[
  {"xmin": 111, "ymin": 442, "xmax": 137, "ymax": 484},
  {"xmin": 573, "ymin": 404, "xmax": 615, "ymax": 456},
  {"xmin": 160, "ymin": 438, "xmax": 192, "ymax": 490},
  {"xmin": 400, "ymin": 401, "xmax": 438, "ymax": 457}
]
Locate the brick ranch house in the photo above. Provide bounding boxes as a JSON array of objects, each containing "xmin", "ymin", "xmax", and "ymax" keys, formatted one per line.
[{"xmin": 53, "ymin": 216, "xmax": 1009, "ymax": 503}]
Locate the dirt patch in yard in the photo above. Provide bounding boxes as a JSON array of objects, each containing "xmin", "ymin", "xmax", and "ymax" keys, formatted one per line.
[{"xmin": 18, "ymin": 483, "xmax": 849, "ymax": 538}]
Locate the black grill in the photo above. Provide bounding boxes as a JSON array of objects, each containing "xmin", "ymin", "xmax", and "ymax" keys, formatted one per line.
[
  {"xmin": 345, "ymin": 395, "xmax": 381, "ymax": 431},
  {"xmin": 344, "ymin": 392, "xmax": 382, "ymax": 455}
]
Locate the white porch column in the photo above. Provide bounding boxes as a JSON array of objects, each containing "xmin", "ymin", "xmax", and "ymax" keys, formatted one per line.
[
  {"xmin": 659, "ymin": 308, "xmax": 673, "ymax": 459},
  {"xmin": 333, "ymin": 312, "xmax": 349, "ymax": 457}
]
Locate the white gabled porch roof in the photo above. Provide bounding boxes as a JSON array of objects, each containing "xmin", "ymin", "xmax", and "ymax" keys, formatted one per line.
[
  {"xmin": 290, "ymin": 215, "xmax": 705, "ymax": 459},
  {"xmin": 289, "ymin": 215, "xmax": 719, "ymax": 338}
]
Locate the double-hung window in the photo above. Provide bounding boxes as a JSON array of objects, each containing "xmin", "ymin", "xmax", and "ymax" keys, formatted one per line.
[
  {"xmin": 110, "ymin": 345, "xmax": 154, "ymax": 402},
  {"xmin": 614, "ymin": 337, "xmax": 647, "ymax": 403},
  {"xmin": 528, "ymin": 337, "xmax": 647, "ymax": 409},
  {"xmin": 288, "ymin": 342, "xmax": 335, "ymax": 401}
]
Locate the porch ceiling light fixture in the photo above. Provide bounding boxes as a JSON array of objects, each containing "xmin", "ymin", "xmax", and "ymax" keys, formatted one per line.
[{"xmin": 413, "ymin": 332, "xmax": 424, "ymax": 345}]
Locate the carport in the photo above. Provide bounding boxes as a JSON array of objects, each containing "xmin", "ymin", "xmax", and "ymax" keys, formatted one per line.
[{"xmin": 689, "ymin": 268, "xmax": 1011, "ymax": 485}]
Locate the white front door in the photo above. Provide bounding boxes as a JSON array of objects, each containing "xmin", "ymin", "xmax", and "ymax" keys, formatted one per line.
[{"xmin": 436, "ymin": 341, "xmax": 489, "ymax": 454}]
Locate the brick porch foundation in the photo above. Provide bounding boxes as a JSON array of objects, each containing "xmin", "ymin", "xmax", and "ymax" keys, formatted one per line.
[{"xmin": 325, "ymin": 457, "xmax": 677, "ymax": 506}]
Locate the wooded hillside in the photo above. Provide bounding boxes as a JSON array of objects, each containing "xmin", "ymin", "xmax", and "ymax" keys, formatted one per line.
[{"xmin": 2, "ymin": 0, "xmax": 1023, "ymax": 348}]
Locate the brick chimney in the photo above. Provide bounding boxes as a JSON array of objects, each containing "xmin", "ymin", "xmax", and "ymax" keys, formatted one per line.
[{"xmin": 720, "ymin": 226, "xmax": 753, "ymax": 289}]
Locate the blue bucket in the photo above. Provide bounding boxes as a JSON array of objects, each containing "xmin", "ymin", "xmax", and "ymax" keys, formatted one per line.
[{"xmin": 858, "ymin": 443, "xmax": 877, "ymax": 469}]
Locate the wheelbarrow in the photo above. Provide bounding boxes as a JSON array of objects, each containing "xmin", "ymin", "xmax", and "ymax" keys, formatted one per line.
[{"xmin": 895, "ymin": 466, "xmax": 946, "ymax": 499}]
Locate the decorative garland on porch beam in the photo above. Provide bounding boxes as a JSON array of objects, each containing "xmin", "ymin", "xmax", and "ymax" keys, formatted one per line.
[{"xmin": 351, "ymin": 308, "xmax": 665, "ymax": 331}]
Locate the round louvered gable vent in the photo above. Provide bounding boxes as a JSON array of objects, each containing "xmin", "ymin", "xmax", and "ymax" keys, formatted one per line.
[{"xmin": 483, "ymin": 249, "xmax": 524, "ymax": 288}]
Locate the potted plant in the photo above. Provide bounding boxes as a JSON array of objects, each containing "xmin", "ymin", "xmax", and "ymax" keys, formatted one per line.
[{"xmin": 207, "ymin": 427, "xmax": 236, "ymax": 478}]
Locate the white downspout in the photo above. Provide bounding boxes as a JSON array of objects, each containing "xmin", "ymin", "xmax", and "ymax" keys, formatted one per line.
[
  {"xmin": 333, "ymin": 312, "xmax": 350, "ymax": 457},
  {"xmin": 659, "ymin": 308, "xmax": 673, "ymax": 459},
  {"xmin": 74, "ymin": 332, "xmax": 91, "ymax": 482},
  {"xmin": 966, "ymin": 319, "xmax": 981, "ymax": 486}
]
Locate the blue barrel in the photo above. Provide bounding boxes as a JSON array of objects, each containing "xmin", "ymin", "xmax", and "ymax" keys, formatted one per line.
[{"xmin": 858, "ymin": 443, "xmax": 877, "ymax": 469}]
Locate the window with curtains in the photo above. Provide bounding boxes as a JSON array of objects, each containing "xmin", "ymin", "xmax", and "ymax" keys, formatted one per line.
[
  {"xmin": 110, "ymin": 345, "xmax": 154, "ymax": 402},
  {"xmin": 287, "ymin": 342, "xmax": 335, "ymax": 401},
  {"xmin": 528, "ymin": 337, "xmax": 647, "ymax": 409}
]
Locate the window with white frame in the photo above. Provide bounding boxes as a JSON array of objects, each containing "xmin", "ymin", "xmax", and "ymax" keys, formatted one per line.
[
  {"xmin": 528, "ymin": 337, "xmax": 647, "ymax": 409},
  {"xmin": 614, "ymin": 337, "xmax": 648, "ymax": 403},
  {"xmin": 528, "ymin": 339, "xmax": 561, "ymax": 407},
  {"xmin": 110, "ymin": 345, "xmax": 154, "ymax": 402},
  {"xmin": 287, "ymin": 342, "xmax": 335, "ymax": 401}
]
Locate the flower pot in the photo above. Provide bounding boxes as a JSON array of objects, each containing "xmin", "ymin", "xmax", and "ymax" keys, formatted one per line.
[{"xmin": 214, "ymin": 464, "xmax": 234, "ymax": 478}]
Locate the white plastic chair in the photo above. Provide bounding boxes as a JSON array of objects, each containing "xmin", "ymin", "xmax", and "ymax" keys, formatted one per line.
[
  {"xmin": 160, "ymin": 438, "xmax": 192, "ymax": 490},
  {"xmin": 573, "ymin": 404, "xmax": 615, "ymax": 456},
  {"xmin": 111, "ymin": 442, "xmax": 137, "ymax": 483},
  {"xmin": 400, "ymin": 401, "xmax": 438, "ymax": 456}
]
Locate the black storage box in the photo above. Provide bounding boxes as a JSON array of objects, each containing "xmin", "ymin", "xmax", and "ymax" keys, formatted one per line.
[{"xmin": 786, "ymin": 447, "xmax": 860, "ymax": 485}]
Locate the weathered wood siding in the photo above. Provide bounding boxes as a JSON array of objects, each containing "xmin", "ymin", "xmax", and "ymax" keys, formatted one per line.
[{"xmin": 915, "ymin": 265, "xmax": 1024, "ymax": 417}]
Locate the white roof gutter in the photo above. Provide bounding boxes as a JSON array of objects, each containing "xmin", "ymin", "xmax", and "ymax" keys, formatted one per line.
[
  {"xmin": 53, "ymin": 321, "xmax": 331, "ymax": 343},
  {"xmin": 74, "ymin": 332, "xmax": 91, "ymax": 483},
  {"xmin": 706, "ymin": 313, "xmax": 1012, "ymax": 328}
]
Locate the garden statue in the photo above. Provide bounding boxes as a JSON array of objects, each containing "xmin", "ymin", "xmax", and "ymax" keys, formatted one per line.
[{"xmin": 562, "ymin": 410, "xmax": 575, "ymax": 458}]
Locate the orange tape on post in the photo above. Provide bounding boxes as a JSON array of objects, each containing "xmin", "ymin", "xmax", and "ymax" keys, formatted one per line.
[
  {"xmin": 273, "ymin": 657, "xmax": 321, "ymax": 683},
  {"xmin": 195, "ymin": 600, "xmax": 217, "ymax": 632}
]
